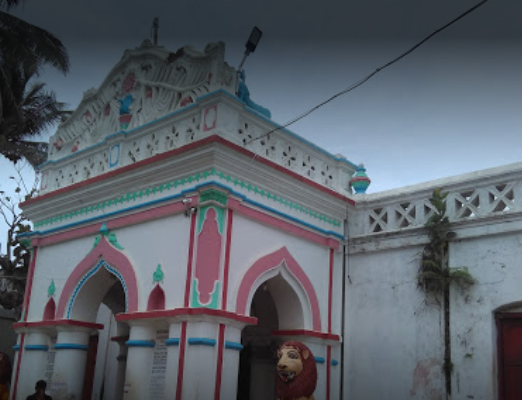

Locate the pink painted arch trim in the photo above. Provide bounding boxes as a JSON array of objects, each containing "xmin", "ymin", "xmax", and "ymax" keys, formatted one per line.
[
  {"xmin": 56, "ymin": 237, "xmax": 139, "ymax": 319},
  {"xmin": 236, "ymin": 247, "xmax": 321, "ymax": 331}
]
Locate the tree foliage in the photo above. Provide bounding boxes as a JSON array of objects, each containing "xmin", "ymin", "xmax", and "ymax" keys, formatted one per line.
[
  {"xmin": 418, "ymin": 189, "xmax": 475, "ymax": 294},
  {"xmin": 0, "ymin": 0, "xmax": 70, "ymax": 167},
  {"xmin": 0, "ymin": 163, "xmax": 37, "ymax": 316}
]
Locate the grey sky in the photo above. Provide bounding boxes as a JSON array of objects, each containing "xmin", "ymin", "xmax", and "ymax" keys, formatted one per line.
[{"xmin": 1, "ymin": 0, "xmax": 521, "ymax": 250}]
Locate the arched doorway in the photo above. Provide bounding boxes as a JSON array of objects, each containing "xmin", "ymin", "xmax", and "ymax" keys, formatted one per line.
[
  {"xmin": 237, "ymin": 273, "xmax": 308, "ymax": 400},
  {"xmin": 67, "ymin": 262, "xmax": 129, "ymax": 400},
  {"xmin": 55, "ymin": 235, "xmax": 138, "ymax": 400}
]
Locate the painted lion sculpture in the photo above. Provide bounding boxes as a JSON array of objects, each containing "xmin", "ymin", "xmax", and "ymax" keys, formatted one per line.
[{"xmin": 276, "ymin": 341, "xmax": 317, "ymax": 400}]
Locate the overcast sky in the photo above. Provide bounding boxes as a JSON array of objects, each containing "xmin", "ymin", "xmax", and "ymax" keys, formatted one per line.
[{"xmin": 1, "ymin": 0, "xmax": 521, "ymax": 251}]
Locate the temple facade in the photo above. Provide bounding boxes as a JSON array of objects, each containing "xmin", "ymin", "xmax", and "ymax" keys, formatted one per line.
[
  {"xmin": 9, "ymin": 39, "xmax": 522, "ymax": 400},
  {"xmin": 11, "ymin": 40, "xmax": 352, "ymax": 400}
]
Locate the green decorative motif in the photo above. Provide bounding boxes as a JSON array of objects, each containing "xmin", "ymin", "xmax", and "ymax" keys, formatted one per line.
[
  {"xmin": 191, "ymin": 279, "xmax": 220, "ymax": 309},
  {"xmin": 200, "ymin": 189, "xmax": 228, "ymax": 206},
  {"xmin": 19, "ymin": 238, "xmax": 31, "ymax": 249},
  {"xmin": 198, "ymin": 205, "xmax": 226, "ymax": 235},
  {"xmin": 108, "ymin": 232, "xmax": 124, "ymax": 250},
  {"xmin": 34, "ymin": 168, "xmax": 341, "ymax": 229},
  {"xmin": 48, "ymin": 280, "xmax": 56, "ymax": 297},
  {"xmin": 92, "ymin": 222, "xmax": 124, "ymax": 250},
  {"xmin": 99, "ymin": 222, "xmax": 110, "ymax": 236},
  {"xmin": 153, "ymin": 264, "xmax": 164, "ymax": 283}
]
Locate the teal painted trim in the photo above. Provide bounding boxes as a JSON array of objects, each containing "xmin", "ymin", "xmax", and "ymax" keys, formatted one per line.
[
  {"xmin": 25, "ymin": 191, "xmax": 185, "ymax": 234},
  {"xmin": 39, "ymin": 103, "xmax": 199, "ymax": 168},
  {"xmin": 67, "ymin": 259, "xmax": 129, "ymax": 319},
  {"xmin": 54, "ymin": 343, "xmax": 89, "ymax": 350},
  {"xmin": 198, "ymin": 205, "xmax": 226, "ymax": 235},
  {"xmin": 314, "ymin": 356, "xmax": 325, "ymax": 364},
  {"xmin": 243, "ymin": 196, "xmax": 344, "ymax": 240},
  {"xmin": 191, "ymin": 279, "xmax": 220, "ymax": 309},
  {"xmin": 67, "ymin": 262, "xmax": 101, "ymax": 318},
  {"xmin": 196, "ymin": 89, "xmax": 359, "ymax": 168},
  {"xmin": 242, "ymin": 108, "xmax": 358, "ymax": 168},
  {"xmin": 31, "ymin": 167, "xmax": 342, "ymax": 229},
  {"xmin": 22, "ymin": 181, "xmax": 344, "ymax": 241},
  {"xmin": 225, "ymin": 341, "xmax": 243, "ymax": 351},
  {"xmin": 331, "ymin": 359, "xmax": 339, "ymax": 366},
  {"xmin": 165, "ymin": 338, "xmax": 180, "ymax": 346},
  {"xmin": 24, "ymin": 345, "xmax": 49, "ymax": 351},
  {"xmin": 125, "ymin": 340, "xmax": 155, "ymax": 348},
  {"xmin": 40, "ymin": 88, "xmax": 358, "ymax": 171},
  {"xmin": 13, "ymin": 345, "xmax": 20, "ymax": 351},
  {"xmin": 195, "ymin": 88, "xmax": 238, "ymax": 103},
  {"xmin": 188, "ymin": 338, "xmax": 216, "ymax": 347}
]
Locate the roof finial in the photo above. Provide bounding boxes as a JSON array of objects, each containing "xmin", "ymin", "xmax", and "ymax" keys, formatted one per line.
[{"xmin": 152, "ymin": 17, "xmax": 159, "ymax": 45}]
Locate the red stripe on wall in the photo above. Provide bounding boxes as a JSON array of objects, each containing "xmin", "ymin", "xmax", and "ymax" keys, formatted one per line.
[
  {"xmin": 10, "ymin": 334, "xmax": 25, "ymax": 400},
  {"xmin": 327, "ymin": 249, "xmax": 334, "ymax": 400},
  {"xmin": 221, "ymin": 210, "xmax": 233, "ymax": 310},
  {"xmin": 21, "ymin": 246, "xmax": 38, "ymax": 320},
  {"xmin": 214, "ymin": 324, "xmax": 226, "ymax": 400},
  {"xmin": 38, "ymin": 201, "xmax": 186, "ymax": 247},
  {"xmin": 175, "ymin": 321, "xmax": 187, "ymax": 400},
  {"xmin": 328, "ymin": 248, "xmax": 334, "ymax": 333},
  {"xmin": 184, "ymin": 213, "xmax": 197, "ymax": 307},
  {"xmin": 228, "ymin": 198, "xmax": 340, "ymax": 250},
  {"xmin": 326, "ymin": 345, "xmax": 332, "ymax": 400},
  {"xmin": 12, "ymin": 245, "xmax": 39, "ymax": 400},
  {"xmin": 23, "ymin": 135, "xmax": 354, "ymax": 207}
]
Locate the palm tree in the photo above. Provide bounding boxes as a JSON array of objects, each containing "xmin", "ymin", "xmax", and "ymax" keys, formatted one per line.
[
  {"xmin": 0, "ymin": 64, "xmax": 71, "ymax": 166},
  {"xmin": 0, "ymin": 0, "xmax": 69, "ymax": 166}
]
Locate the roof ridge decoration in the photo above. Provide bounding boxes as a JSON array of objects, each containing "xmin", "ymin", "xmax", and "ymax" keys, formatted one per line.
[{"xmin": 48, "ymin": 40, "xmax": 236, "ymax": 162}]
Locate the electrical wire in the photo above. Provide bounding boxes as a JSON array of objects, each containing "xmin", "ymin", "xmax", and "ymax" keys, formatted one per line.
[{"xmin": 244, "ymin": 0, "xmax": 490, "ymax": 146}]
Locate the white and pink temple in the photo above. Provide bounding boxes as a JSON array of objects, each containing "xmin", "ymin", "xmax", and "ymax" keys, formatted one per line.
[
  {"xmin": 10, "ymin": 39, "xmax": 522, "ymax": 400},
  {"xmin": 10, "ymin": 40, "xmax": 356, "ymax": 400}
]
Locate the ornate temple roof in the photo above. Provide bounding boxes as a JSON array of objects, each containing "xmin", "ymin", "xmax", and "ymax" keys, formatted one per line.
[
  {"xmin": 38, "ymin": 40, "xmax": 360, "ymax": 197},
  {"xmin": 48, "ymin": 40, "xmax": 235, "ymax": 160}
]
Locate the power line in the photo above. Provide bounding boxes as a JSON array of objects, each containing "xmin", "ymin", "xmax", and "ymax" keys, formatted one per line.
[{"xmin": 244, "ymin": 0, "xmax": 490, "ymax": 146}]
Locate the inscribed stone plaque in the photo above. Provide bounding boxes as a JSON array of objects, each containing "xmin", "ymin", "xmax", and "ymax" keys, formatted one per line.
[{"xmin": 149, "ymin": 329, "xmax": 168, "ymax": 399}]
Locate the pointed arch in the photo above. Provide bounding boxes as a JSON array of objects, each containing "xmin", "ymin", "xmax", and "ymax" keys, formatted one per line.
[
  {"xmin": 43, "ymin": 298, "xmax": 56, "ymax": 320},
  {"xmin": 235, "ymin": 247, "xmax": 321, "ymax": 331},
  {"xmin": 56, "ymin": 237, "xmax": 139, "ymax": 319},
  {"xmin": 147, "ymin": 284, "xmax": 166, "ymax": 311}
]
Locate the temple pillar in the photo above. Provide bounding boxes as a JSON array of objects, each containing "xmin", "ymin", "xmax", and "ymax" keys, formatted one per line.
[
  {"xmin": 102, "ymin": 333, "xmax": 128, "ymax": 400},
  {"xmin": 114, "ymin": 340, "xmax": 129, "ymax": 400},
  {"xmin": 163, "ymin": 321, "xmax": 181, "ymax": 400},
  {"xmin": 115, "ymin": 310, "xmax": 256, "ymax": 400},
  {"xmin": 122, "ymin": 323, "xmax": 156, "ymax": 400},
  {"xmin": 176, "ymin": 313, "xmax": 256, "ymax": 400},
  {"xmin": 180, "ymin": 320, "xmax": 219, "ymax": 399},
  {"xmin": 13, "ymin": 331, "xmax": 50, "ymax": 400},
  {"xmin": 51, "ymin": 327, "xmax": 92, "ymax": 400},
  {"xmin": 219, "ymin": 324, "xmax": 244, "ymax": 400}
]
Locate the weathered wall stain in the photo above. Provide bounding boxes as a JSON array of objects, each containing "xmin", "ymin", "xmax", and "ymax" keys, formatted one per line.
[{"xmin": 410, "ymin": 358, "xmax": 442, "ymax": 399}]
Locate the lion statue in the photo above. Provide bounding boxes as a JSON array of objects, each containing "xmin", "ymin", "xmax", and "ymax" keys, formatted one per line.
[{"xmin": 276, "ymin": 341, "xmax": 317, "ymax": 400}]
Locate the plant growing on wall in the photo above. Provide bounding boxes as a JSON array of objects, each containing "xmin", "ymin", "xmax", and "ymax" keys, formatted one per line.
[{"xmin": 417, "ymin": 188, "xmax": 475, "ymax": 400}]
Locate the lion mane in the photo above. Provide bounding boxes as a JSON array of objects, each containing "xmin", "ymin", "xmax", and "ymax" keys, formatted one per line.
[{"xmin": 276, "ymin": 341, "xmax": 317, "ymax": 400}]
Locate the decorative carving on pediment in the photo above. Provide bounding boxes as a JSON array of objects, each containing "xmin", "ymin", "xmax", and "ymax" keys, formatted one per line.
[{"xmin": 48, "ymin": 41, "xmax": 235, "ymax": 161}]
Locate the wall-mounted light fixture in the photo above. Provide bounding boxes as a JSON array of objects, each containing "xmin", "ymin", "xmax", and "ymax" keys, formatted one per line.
[{"xmin": 236, "ymin": 26, "xmax": 263, "ymax": 95}]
